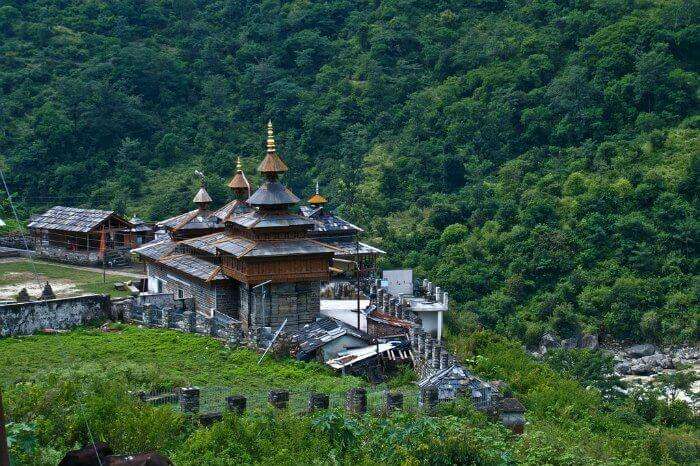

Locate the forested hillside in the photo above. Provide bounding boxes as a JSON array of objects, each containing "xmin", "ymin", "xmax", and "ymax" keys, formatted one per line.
[{"xmin": 1, "ymin": 0, "xmax": 697, "ymax": 343}]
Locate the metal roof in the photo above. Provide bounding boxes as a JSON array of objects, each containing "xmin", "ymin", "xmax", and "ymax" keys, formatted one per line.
[
  {"xmin": 288, "ymin": 317, "xmax": 371, "ymax": 360},
  {"xmin": 131, "ymin": 239, "xmax": 177, "ymax": 261},
  {"xmin": 247, "ymin": 181, "xmax": 299, "ymax": 206},
  {"xmin": 320, "ymin": 239, "xmax": 385, "ymax": 256},
  {"xmin": 367, "ymin": 309, "xmax": 414, "ymax": 330},
  {"xmin": 158, "ymin": 253, "xmax": 227, "ymax": 281},
  {"xmin": 157, "ymin": 209, "xmax": 221, "ymax": 231},
  {"xmin": 300, "ymin": 206, "xmax": 364, "ymax": 234},
  {"xmin": 326, "ymin": 342, "xmax": 402, "ymax": 369},
  {"xmin": 27, "ymin": 206, "xmax": 128, "ymax": 233}
]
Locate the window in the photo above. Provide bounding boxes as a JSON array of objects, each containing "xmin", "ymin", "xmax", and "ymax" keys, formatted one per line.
[
  {"xmin": 177, "ymin": 288, "xmax": 184, "ymax": 299},
  {"xmin": 156, "ymin": 279, "xmax": 163, "ymax": 293}
]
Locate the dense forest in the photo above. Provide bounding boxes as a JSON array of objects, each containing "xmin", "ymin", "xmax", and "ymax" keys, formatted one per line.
[{"xmin": 0, "ymin": 0, "xmax": 698, "ymax": 344}]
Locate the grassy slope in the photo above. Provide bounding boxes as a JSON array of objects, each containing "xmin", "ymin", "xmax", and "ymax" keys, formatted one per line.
[
  {"xmin": 0, "ymin": 325, "xmax": 360, "ymax": 393},
  {"xmin": 0, "ymin": 260, "xmax": 133, "ymax": 297}
]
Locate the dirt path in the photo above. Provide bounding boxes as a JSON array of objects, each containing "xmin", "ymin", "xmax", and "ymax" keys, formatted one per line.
[{"xmin": 0, "ymin": 258, "xmax": 145, "ymax": 278}]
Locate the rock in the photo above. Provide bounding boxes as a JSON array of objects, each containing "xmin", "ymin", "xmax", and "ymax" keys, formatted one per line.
[
  {"xmin": 629, "ymin": 363, "xmax": 653, "ymax": 375},
  {"xmin": 562, "ymin": 336, "xmax": 580, "ymax": 350},
  {"xmin": 627, "ymin": 344, "xmax": 656, "ymax": 358},
  {"xmin": 580, "ymin": 334, "xmax": 599, "ymax": 350},
  {"xmin": 540, "ymin": 333, "xmax": 560, "ymax": 354},
  {"xmin": 615, "ymin": 362, "xmax": 631, "ymax": 375}
]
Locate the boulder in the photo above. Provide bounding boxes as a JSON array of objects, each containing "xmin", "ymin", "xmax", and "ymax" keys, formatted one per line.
[
  {"xmin": 614, "ymin": 362, "xmax": 631, "ymax": 375},
  {"xmin": 629, "ymin": 363, "xmax": 653, "ymax": 375},
  {"xmin": 539, "ymin": 333, "xmax": 560, "ymax": 354},
  {"xmin": 562, "ymin": 336, "xmax": 580, "ymax": 350},
  {"xmin": 580, "ymin": 334, "xmax": 599, "ymax": 350},
  {"xmin": 627, "ymin": 344, "xmax": 656, "ymax": 358}
]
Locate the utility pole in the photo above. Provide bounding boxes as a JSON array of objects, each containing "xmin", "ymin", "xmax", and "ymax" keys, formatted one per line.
[
  {"xmin": 356, "ymin": 240, "xmax": 361, "ymax": 330},
  {"xmin": 0, "ymin": 387, "xmax": 10, "ymax": 466}
]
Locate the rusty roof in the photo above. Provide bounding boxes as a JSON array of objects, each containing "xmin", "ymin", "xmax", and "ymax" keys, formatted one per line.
[{"xmin": 368, "ymin": 309, "xmax": 414, "ymax": 330}]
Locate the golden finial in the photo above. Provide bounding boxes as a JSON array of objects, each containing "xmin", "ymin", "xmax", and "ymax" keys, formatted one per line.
[
  {"xmin": 266, "ymin": 120, "xmax": 275, "ymax": 153},
  {"xmin": 316, "ymin": 179, "xmax": 320, "ymax": 194},
  {"xmin": 236, "ymin": 156, "xmax": 242, "ymax": 171}
]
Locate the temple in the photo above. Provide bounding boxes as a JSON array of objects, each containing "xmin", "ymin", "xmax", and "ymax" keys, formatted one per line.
[{"xmin": 133, "ymin": 122, "xmax": 383, "ymax": 333}]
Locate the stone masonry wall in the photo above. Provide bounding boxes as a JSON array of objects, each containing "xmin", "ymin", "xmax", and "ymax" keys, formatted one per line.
[
  {"xmin": 240, "ymin": 281, "xmax": 320, "ymax": 332},
  {"xmin": 149, "ymin": 265, "xmax": 218, "ymax": 316},
  {"xmin": 0, "ymin": 294, "xmax": 111, "ymax": 336}
]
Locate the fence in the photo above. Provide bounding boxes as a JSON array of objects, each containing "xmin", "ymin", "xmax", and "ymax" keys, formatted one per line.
[{"xmin": 134, "ymin": 385, "xmax": 427, "ymax": 417}]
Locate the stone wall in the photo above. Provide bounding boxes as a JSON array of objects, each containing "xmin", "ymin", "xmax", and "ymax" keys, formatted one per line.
[
  {"xmin": 149, "ymin": 264, "xmax": 219, "ymax": 316},
  {"xmin": 0, "ymin": 294, "xmax": 111, "ymax": 336},
  {"xmin": 0, "ymin": 233, "xmax": 33, "ymax": 250},
  {"xmin": 34, "ymin": 244, "xmax": 131, "ymax": 266},
  {"xmin": 240, "ymin": 281, "xmax": 320, "ymax": 332}
]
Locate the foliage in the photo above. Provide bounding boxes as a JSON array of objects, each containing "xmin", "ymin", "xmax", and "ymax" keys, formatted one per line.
[
  {"xmin": 544, "ymin": 348, "xmax": 622, "ymax": 398},
  {"xmin": 0, "ymin": 0, "xmax": 697, "ymax": 343},
  {"xmin": 0, "ymin": 325, "xmax": 361, "ymax": 392}
]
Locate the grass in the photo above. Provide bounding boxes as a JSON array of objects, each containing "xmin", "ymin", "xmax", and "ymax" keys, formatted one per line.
[
  {"xmin": 0, "ymin": 259, "xmax": 133, "ymax": 298},
  {"xmin": 0, "ymin": 325, "xmax": 362, "ymax": 394}
]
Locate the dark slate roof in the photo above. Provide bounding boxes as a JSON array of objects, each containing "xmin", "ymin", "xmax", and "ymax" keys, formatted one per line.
[
  {"xmin": 213, "ymin": 199, "xmax": 253, "ymax": 222},
  {"xmin": 180, "ymin": 231, "xmax": 230, "ymax": 255},
  {"xmin": 247, "ymin": 181, "xmax": 300, "ymax": 206},
  {"xmin": 229, "ymin": 210, "xmax": 314, "ymax": 229},
  {"xmin": 131, "ymin": 239, "xmax": 177, "ymax": 261},
  {"xmin": 158, "ymin": 253, "xmax": 227, "ymax": 281},
  {"xmin": 156, "ymin": 209, "xmax": 221, "ymax": 231},
  {"xmin": 300, "ymin": 206, "xmax": 364, "ymax": 234},
  {"xmin": 497, "ymin": 398, "xmax": 525, "ymax": 413},
  {"xmin": 216, "ymin": 238, "xmax": 338, "ymax": 258},
  {"xmin": 28, "ymin": 206, "xmax": 127, "ymax": 233},
  {"xmin": 288, "ymin": 317, "xmax": 372, "ymax": 361}
]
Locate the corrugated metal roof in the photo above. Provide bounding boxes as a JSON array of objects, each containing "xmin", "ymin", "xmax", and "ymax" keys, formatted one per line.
[
  {"xmin": 326, "ymin": 342, "xmax": 401, "ymax": 369},
  {"xmin": 27, "ymin": 206, "xmax": 126, "ymax": 232},
  {"xmin": 367, "ymin": 309, "xmax": 414, "ymax": 330},
  {"xmin": 158, "ymin": 253, "xmax": 227, "ymax": 281},
  {"xmin": 288, "ymin": 317, "xmax": 372, "ymax": 360}
]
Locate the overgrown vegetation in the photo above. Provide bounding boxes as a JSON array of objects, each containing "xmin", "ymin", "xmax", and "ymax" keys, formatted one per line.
[
  {"xmin": 1, "ymin": 327, "xmax": 697, "ymax": 464},
  {"xmin": 0, "ymin": 0, "xmax": 697, "ymax": 343}
]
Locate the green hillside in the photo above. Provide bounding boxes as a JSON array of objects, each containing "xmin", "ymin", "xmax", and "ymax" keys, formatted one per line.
[{"xmin": 0, "ymin": 0, "xmax": 697, "ymax": 342}]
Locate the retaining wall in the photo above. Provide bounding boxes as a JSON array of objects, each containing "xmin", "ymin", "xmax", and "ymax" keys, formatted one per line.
[{"xmin": 0, "ymin": 294, "xmax": 111, "ymax": 336}]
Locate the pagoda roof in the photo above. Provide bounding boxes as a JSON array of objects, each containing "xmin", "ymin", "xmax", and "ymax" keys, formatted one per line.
[
  {"xmin": 248, "ymin": 181, "xmax": 299, "ymax": 207},
  {"xmin": 229, "ymin": 209, "xmax": 314, "ymax": 230},
  {"xmin": 214, "ymin": 199, "xmax": 253, "ymax": 222},
  {"xmin": 216, "ymin": 237, "xmax": 339, "ymax": 258},
  {"xmin": 192, "ymin": 187, "xmax": 213, "ymax": 204},
  {"xmin": 156, "ymin": 209, "xmax": 221, "ymax": 232}
]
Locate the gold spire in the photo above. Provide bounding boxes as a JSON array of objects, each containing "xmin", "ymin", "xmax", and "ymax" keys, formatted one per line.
[
  {"xmin": 308, "ymin": 179, "xmax": 327, "ymax": 205},
  {"xmin": 228, "ymin": 156, "xmax": 251, "ymax": 195},
  {"xmin": 236, "ymin": 156, "xmax": 242, "ymax": 171},
  {"xmin": 258, "ymin": 120, "xmax": 288, "ymax": 177}
]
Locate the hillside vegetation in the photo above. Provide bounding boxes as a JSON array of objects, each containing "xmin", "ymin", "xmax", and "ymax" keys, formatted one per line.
[
  {"xmin": 0, "ymin": 0, "xmax": 697, "ymax": 343},
  {"xmin": 2, "ymin": 328, "xmax": 697, "ymax": 464}
]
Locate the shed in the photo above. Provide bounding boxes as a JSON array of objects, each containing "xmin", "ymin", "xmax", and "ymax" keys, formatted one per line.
[
  {"xmin": 288, "ymin": 317, "xmax": 372, "ymax": 362},
  {"xmin": 417, "ymin": 364, "xmax": 497, "ymax": 409},
  {"xmin": 28, "ymin": 206, "xmax": 132, "ymax": 252},
  {"xmin": 497, "ymin": 398, "xmax": 526, "ymax": 434}
]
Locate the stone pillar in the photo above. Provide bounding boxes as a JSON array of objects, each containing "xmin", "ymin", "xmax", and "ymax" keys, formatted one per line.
[
  {"xmin": 435, "ymin": 286, "xmax": 443, "ymax": 303},
  {"xmin": 142, "ymin": 304, "xmax": 152, "ymax": 326},
  {"xmin": 226, "ymin": 395, "xmax": 247, "ymax": 415},
  {"xmin": 417, "ymin": 332, "xmax": 426, "ymax": 356},
  {"xmin": 382, "ymin": 294, "xmax": 390, "ymax": 313},
  {"xmin": 227, "ymin": 324, "xmax": 240, "ymax": 347},
  {"xmin": 410, "ymin": 330, "xmax": 419, "ymax": 350},
  {"xmin": 443, "ymin": 292, "xmax": 449, "ymax": 308},
  {"xmin": 420, "ymin": 386, "xmax": 439, "ymax": 413},
  {"xmin": 345, "ymin": 387, "xmax": 367, "ymax": 415},
  {"xmin": 432, "ymin": 345, "xmax": 442, "ymax": 370},
  {"xmin": 268, "ymin": 390, "xmax": 289, "ymax": 410},
  {"xmin": 389, "ymin": 301, "xmax": 396, "ymax": 317},
  {"xmin": 208, "ymin": 316, "xmax": 217, "ymax": 337},
  {"xmin": 424, "ymin": 337, "xmax": 434, "ymax": 361},
  {"xmin": 385, "ymin": 391, "xmax": 403, "ymax": 413},
  {"xmin": 440, "ymin": 351, "xmax": 450, "ymax": 370},
  {"xmin": 163, "ymin": 308, "xmax": 173, "ymax": 328},
  {"xmin": 377, "ymin": 288, "xmax": 384, "ymax": 308},
  {"xmin": 179, "ymin": 387, "xmax": 200, "ymax": 414},
  {"xmin": 17, "ymin": 288, "xmax": 30, "ymax": 302},
  {"xmin": 422, "ymin": 279, "xmax": 429, "ymax": 294},
  {"xmin": 308, "ymin": 393, "xmax": 329, "ymax": 412},
  {"xmin": 184, "ymin": 311, "xmax": 196, "ymax": 333}
]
